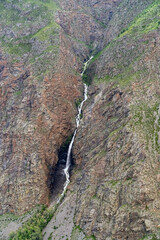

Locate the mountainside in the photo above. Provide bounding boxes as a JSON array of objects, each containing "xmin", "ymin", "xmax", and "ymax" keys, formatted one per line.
[
  {"xmin": 0, "ymin": 0, "xmax": 160, "ymax": 239},
  {"xmin": 72, "ymin": 2, "xmax": 160, "ymax": 238}
]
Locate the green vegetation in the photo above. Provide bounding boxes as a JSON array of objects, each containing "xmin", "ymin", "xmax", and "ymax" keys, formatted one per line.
[
  {"xmin": 82, "ymin": 73, "xmax": 92, "ymax": 86},
  {"xmin": 87, "ymin": 235, "xmax": 96, "ymax": 240},
  {"xmin": 91, "ymin": 194, "xmax": 100, "ymax": 201},
  {"xmin": 80, "ymin": 112, "xmax": 83, "ymax": 119},
  {"xmin": 9, "ymin": 205, "xmax": 57, "ymax": 240},
  {"xmin": 0, "ymin": 1, "xmax": 57, "ymax": 25},
  {"xmin": 89, "ymin": 0, "xmax": 159, "ymax": 75},
  {"xmin": 71, "ymin": 225, "xmax": 97, "ymax": 240},
  {"xmin": 95, "ymin": 19, "xmax": 106, "ymax": 28},
  {"xmin": 99, "ymin": 70, "xmax": 142, "ymax": 86},
  {"xmin": 108, "ymin": 126, "xmax": 123, "ymax": 138},
  {"xmin": 93, "ymin": 37, "xmax": 149, "ymax": 87},
  {"xmin": 0, "ymin": 2, "xmax": 20, "ymax": 25},
  {"xmin": 63, "ymin": 32, "xmax": 93, "ymax": 51},
  {"xmin": 75, "ymin": 98, "xmax": 82, "ymax": 108},
  {"xmin": 0, "ymin": 213, "xmax": 19, "ymax": 232},
  {"xmin": 109, "ymin": 180, "xmax": 119, "ymax": 186},
  {"xmin": 58, "ymin": 134, "xmax": 73, "ymax": 156},
  {"xmin": 119, "ymin": 0, "xmax": 160, "ymax": 38},
  {"xmin": 92, "ymin": 194, "xmax": 98, "ymax": 199},
  {"xmin": 48, "ymin": 232, "xmax": 53, "ymax": 240},
  {"xmin": 120, "ymin": 204, "xmax": 128, "ymax": 209},
  {"xmin": 32, "ymin": 22, "xmax": 60, "ymax": 41},
  {"xmin": 139, "ymin": 231, "xmax": 160, "ymax": 240},
  {"xmin": 131, "ymin": 102, "xmax": 160, "ymax": 152},
  {"xmin": 14, "ymin": 90, "xmax": 23, "ymax": 96},
  {"xmin": 0, "ymin": 0, "xmax": 60, "ymax": 74},
  {"xmin": 53, "ymin": 225, "xmax": 58, "ymax": 230},
  {"xmin": 90, "ymin": 41, "xmax": 113, "ymax": 64},
  {"xmin": 0, "ymin": 38, "xmax": 32, "ymax": 56},
  {"xmin": 27, "ymin": 0, "xmax": 59, "ymax": 11}
]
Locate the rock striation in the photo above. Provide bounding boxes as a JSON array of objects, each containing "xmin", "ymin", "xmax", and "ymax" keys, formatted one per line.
[
  {"xmin": 0, "ymin": 0, "xmax": 160, "ymax": 239},
  {"xmin": 0, "ymin": 0, "xmax": 85, "ymax": 214},
  {"xmin": 72, "ymin": 1, "xmax": 160, "ymax": 239}
]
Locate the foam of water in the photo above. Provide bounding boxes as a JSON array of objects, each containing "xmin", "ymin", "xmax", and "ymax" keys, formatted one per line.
[{"xmin": 57, "ymin": 56, "xmax": 93, "ymax": 203}]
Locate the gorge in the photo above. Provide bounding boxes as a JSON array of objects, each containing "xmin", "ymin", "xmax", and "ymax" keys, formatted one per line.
[
  {"xmin": 57, "ymin": 56, "xmax": 93, "ymax": 204},
  {"xmin": 0, "ymin": 0, "xmax": 160, "ymax": 239}
]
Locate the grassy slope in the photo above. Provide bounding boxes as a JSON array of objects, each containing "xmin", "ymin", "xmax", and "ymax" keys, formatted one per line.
[
  {"xmin": 91, "ymin": 0, "xmax": 159, "ymax": 65},
  {"xmin": 119, "ymin": 0, "xmax": 160, "ymax": 38},
  {"xmin": 0, "ymin": 0, "xmax": 60, "ymax": 76},
  {"xmin": 87, "ymin": 0, "xmax": 160, "ymax": 160},
  {"xmin": 81, "ymin": 3, "xmax": 160, "ymax": 240},
  {"xmin": 88, "ymin": 3, "xmax": 160, "ymax": 238}
]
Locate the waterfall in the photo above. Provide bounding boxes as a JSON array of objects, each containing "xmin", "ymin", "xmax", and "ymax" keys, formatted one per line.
[{"xmin": 57, "ymin": 56, "xmax": 93, "ymax": 203}]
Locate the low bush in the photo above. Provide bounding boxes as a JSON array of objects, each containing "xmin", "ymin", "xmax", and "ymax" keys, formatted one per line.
[{"xmin": 9, "ymin": 205, "xmax": 55, "ymax": 240}]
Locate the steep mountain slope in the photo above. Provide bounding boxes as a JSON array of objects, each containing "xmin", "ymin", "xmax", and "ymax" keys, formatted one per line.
[
  {"xmin": 72, "ymin": 1, "xmax": 160, "ymax": 239},
  {"xmin": 0, "ymin": 0, "xmax": 85, "ymax": 215},
  {"xmin": 0, "ymin": 0, "xmax": 160, "ymax": 239}
]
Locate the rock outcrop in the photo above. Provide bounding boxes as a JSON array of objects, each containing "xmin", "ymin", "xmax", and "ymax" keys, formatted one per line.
[
  {"xmin": 0, "ymin": 0, "xmax": 160, "ymax": 239},
  {"xmin": 0, "ymin": 0, "xmax": 86, "ymax": 214},
  {"xmin": 72, "ymin": 1, "xmax": 160, "ymax": 239}
]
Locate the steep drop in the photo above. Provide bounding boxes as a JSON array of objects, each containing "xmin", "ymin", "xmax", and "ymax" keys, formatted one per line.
[{"xmin": 57, "ymin": 56, "xmax": 93, "ymax": 203}]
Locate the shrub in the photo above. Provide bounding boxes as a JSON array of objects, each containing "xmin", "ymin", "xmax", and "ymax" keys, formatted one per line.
[{"xmin": 9, "ymin": 205, "xmax": 56, "ymax": 240}]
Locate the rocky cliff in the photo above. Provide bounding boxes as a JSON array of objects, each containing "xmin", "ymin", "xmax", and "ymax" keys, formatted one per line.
[
  {"xmin": 0, "ymin": 0, "xmax": 160, "ymax": 239},
  {"xmin": 0, "ymin": 0, "xmax": 86, "ymax": 214}
]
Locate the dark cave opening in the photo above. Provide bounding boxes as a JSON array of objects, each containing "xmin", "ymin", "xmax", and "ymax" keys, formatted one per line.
[{"xmin": 48, "ymin": 135, "xmax": 74, "ymax": 202}]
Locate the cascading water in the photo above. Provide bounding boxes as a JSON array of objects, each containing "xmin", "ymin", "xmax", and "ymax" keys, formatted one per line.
[{"xmin": 57, "ymin": 56, "xmax": 93, "ymax": 203}]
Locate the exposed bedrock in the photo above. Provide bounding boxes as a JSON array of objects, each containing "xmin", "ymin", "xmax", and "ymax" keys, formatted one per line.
[
  {"xmin": 72, "ymin": 32, "xmax": 160, "ymax": 240},
  {"xmin": 0, "ymin": 36, "xmax": 83, "ymax": 214},
  {"xmin": 0, "ymin": 3, "xmax": 159, "ymax": 235}
]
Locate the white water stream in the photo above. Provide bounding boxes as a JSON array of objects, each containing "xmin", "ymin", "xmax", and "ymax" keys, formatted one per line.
[{"xmin": 57, "ymin": 56, "xmax": 93, "ymax": 203}]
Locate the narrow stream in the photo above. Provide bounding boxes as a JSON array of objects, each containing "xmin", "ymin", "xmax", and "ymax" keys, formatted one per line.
[{"xmin": 57, "ymin": 56, "xmax": 93, "ymax": 203}]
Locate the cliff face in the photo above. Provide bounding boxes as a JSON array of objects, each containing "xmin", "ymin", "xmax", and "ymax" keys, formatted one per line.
[
  {"xmin": 0, "ymin": 0, "xmax": 160, "ymax": 239},
  {"xmin": 0, "ymin": 0, "xmax": 124, "ymax": 215},
  {"xmin": 0, "ymin": 0, "xmax": 85, "ymax": 214},
  {"xmin": 72, "ymin": 1, "xmax": 160, "ymax": 239}
]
